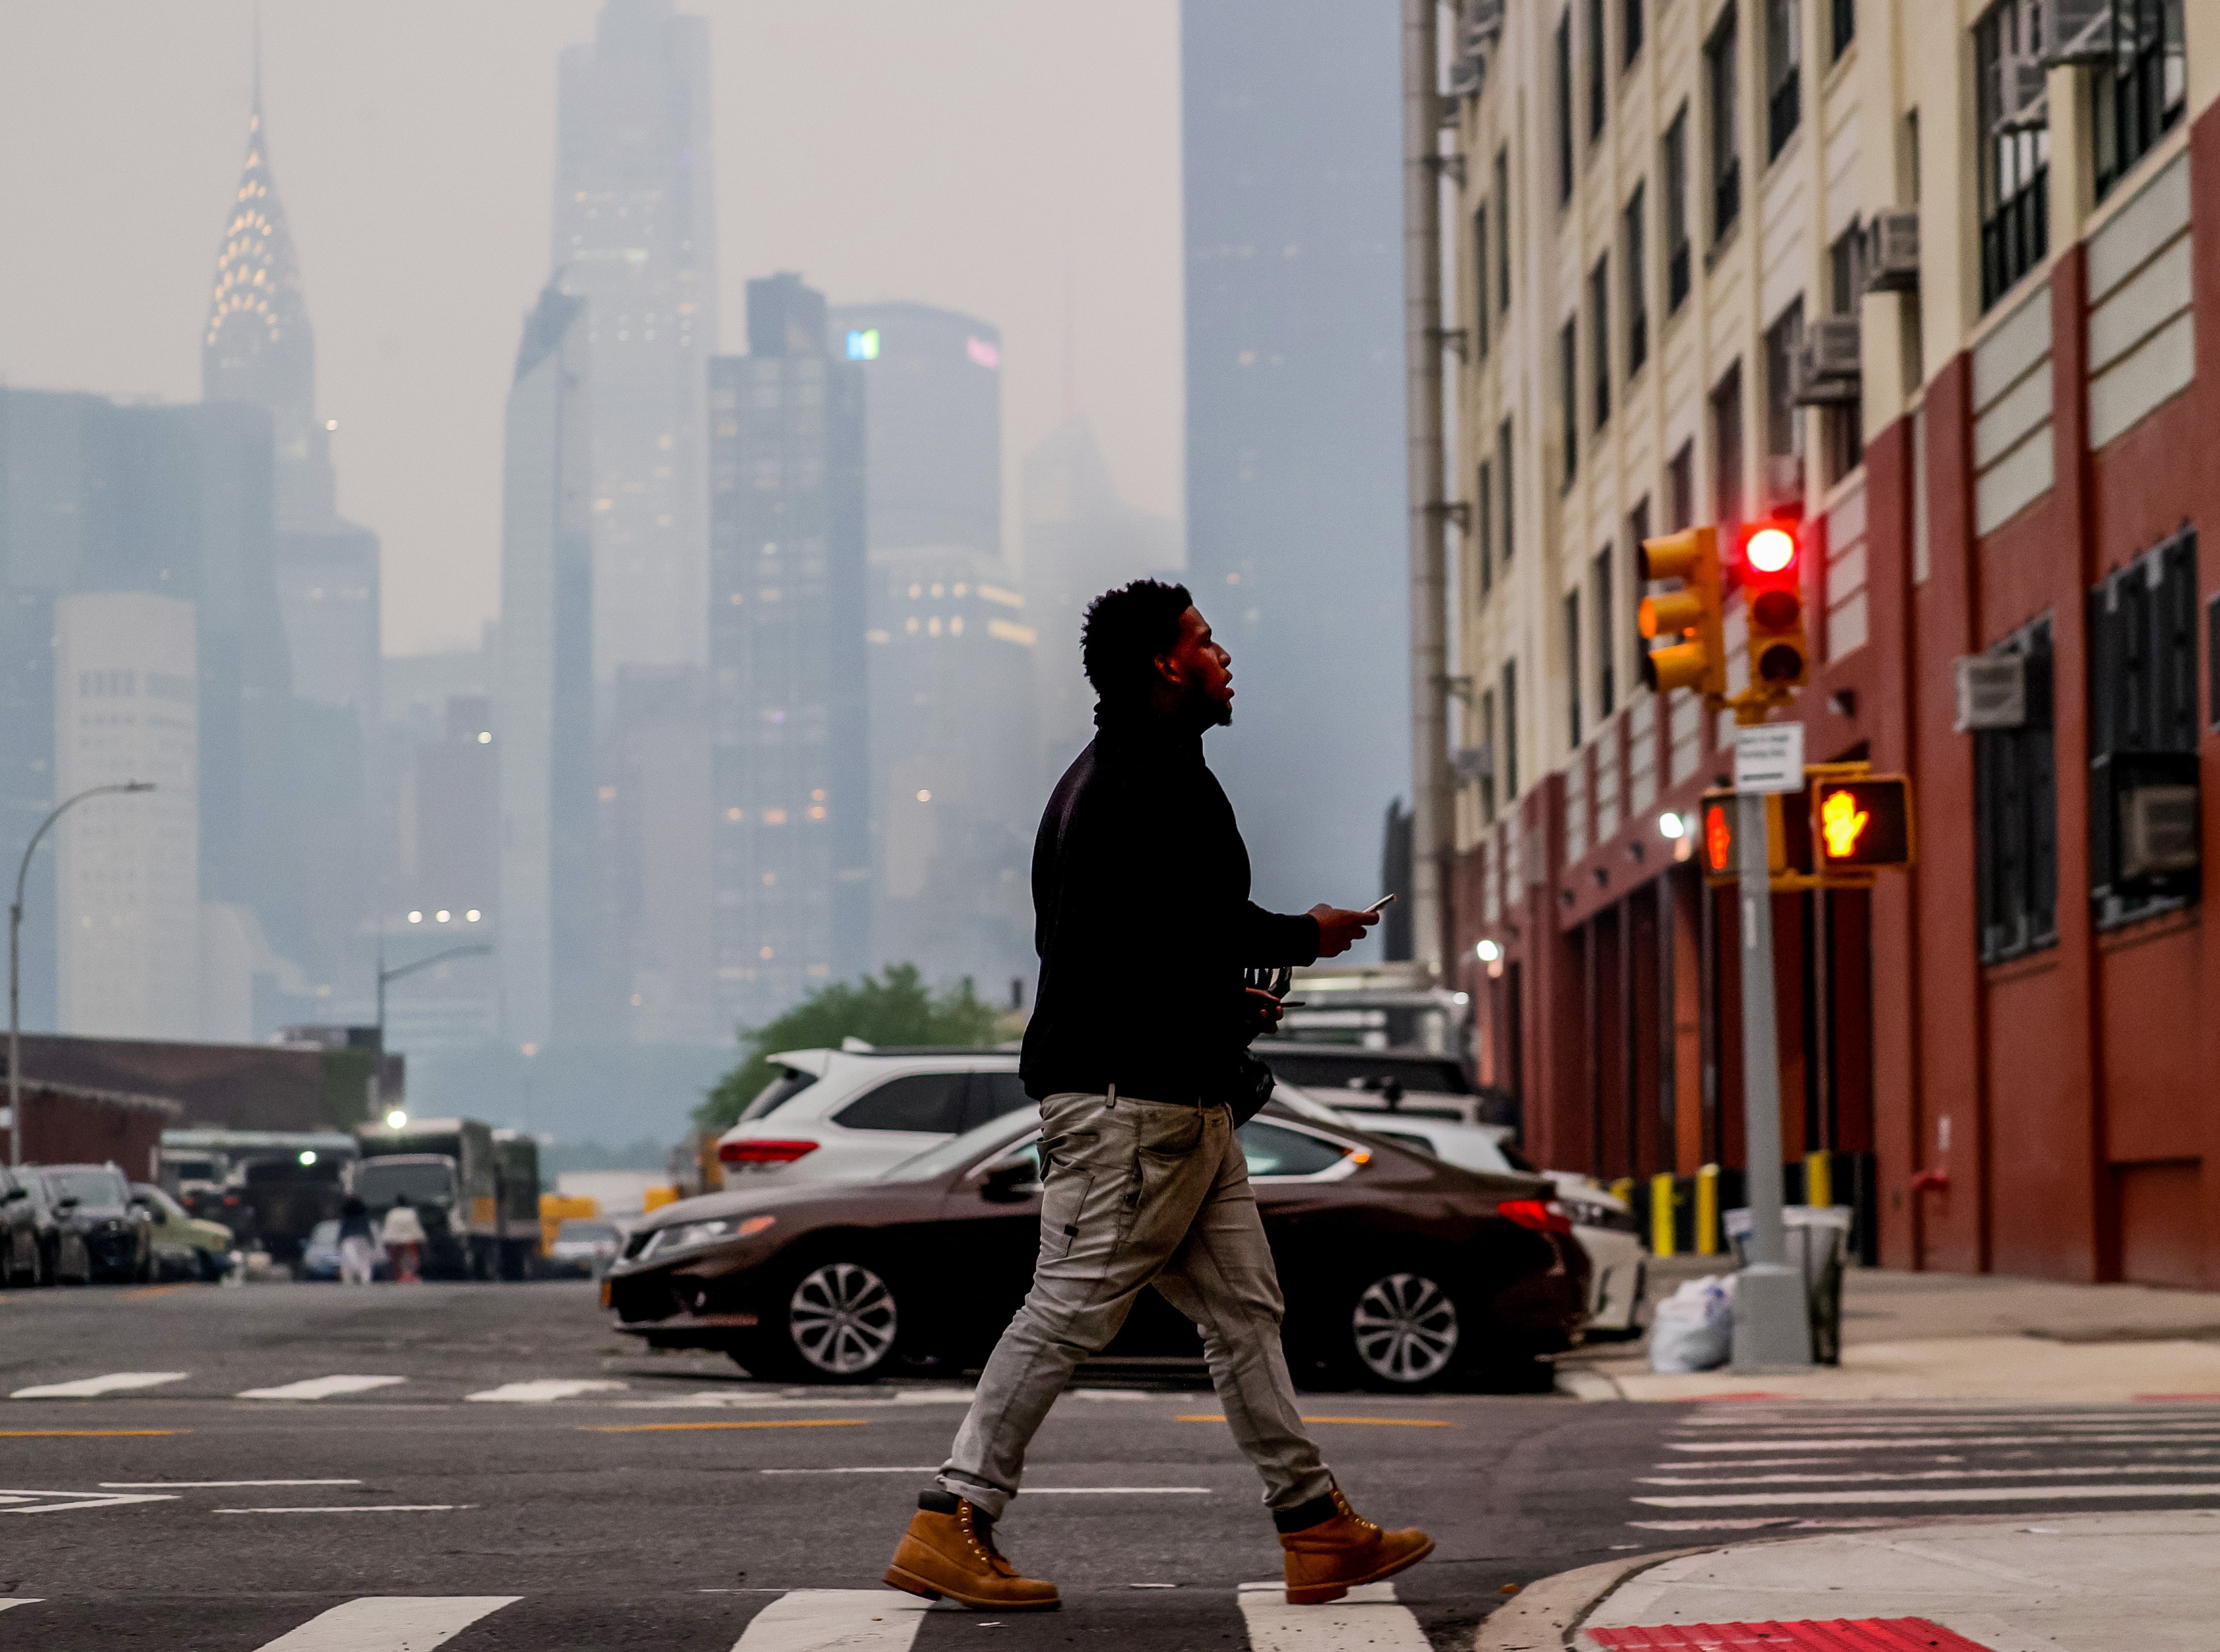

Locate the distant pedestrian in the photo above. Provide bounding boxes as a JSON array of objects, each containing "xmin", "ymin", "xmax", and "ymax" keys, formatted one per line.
[
  {"xmin": 336, "ymin": 1197, "xmax": 379, "ymax": 1286},
  {"xmin": 380, "ymin": 1195, "xmax": 425, "ymax": 1283}
]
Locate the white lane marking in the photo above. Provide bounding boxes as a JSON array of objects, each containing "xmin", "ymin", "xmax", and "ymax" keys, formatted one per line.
[
  {"xmin": 246, "ymin": 1595, "xmax": 517, "ymax": 1650},
  {"xmin": 464, "ymin": 1379, "xmax": 628, "ymax": 1402},
  {"xmin": 1634, "ymin": 1481, "xmax": 2220, "ymax": 1508},
  {"xmin": 102, "ymin": 1479, "xmax": 364, "ymax": 1489},
  {"xmin": 10, "ymin": 1372, "xmax": 189, "ymax": 1399},
  {"xmin": 1667, "ymin": 1432, "xmax": 2220, "ymax": 1451},
  {"xmin": 730, "ymin": 1587, "xmax": 931, "ymax": 1650},
  {"xmin": 615, "ymin": 1387, "xmax": 978, "ymax": 1410},
  {"xmin": 216, "ymin": 1505, "xmax": 476, "ymax": 1514},
  {"xmin": 1236, "ymin": 1579, "xmax": 1431, "ymax": 1651},
  {"xmin": 1642, "ymin": 1462, "xmax": 2220, "ymax": 1486},
  {"xmin": 0, "ymin": 1488, "xmax": 178, "ymax": 1514},
  {"xmin": 1020, "ymin": 1486, "xmax": 1211, "ymax": 1495},
  {"xmin": 238, "ymin": 1376, "xmax": 408, "ymax": 1401},
  {"xmin": 1678, "ymin": 1408, "xmax": 2220, "ymax": 1424},
  {"xmin": 0, "ymin": 1599, "xmax": 40, "ymax": 1611},
  {"xmin": 759, "ymin": 1466, "xmax": 942, "ymax": 1476}
]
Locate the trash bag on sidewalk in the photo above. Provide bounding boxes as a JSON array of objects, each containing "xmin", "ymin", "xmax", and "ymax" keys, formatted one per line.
[{"xmin": 1649, "ymin": 1274, "xmax": 1735, "ymax": 1372}]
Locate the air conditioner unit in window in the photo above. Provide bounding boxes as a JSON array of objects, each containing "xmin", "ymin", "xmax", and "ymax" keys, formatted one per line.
[
  {"xmin": 1448, "ymin": 53, "xmax": 1485, "ymax": 97},
  {"xmin": 1953, "ymin": 653, "xmax": 2027, "ymax": 731},
  {"xmin": 1463, "ymin": 0, "xmax": 1506, "ymax": 52},
  {"xmin": 1863, "ymin": 210, "xmax": 1920, "ymax": 293},
  {"xmin": 1451, "ymin": 744, "xmax": 1495, "ymax": 784},
  {"xmin": 2043, "ymin": 0, "xmax": 2114, "ymax": 65},
  {"xmin": 1789, "ymin": 323, "xmax": 1861, "ymax": 406},
  {"xmin": 1991, "ymin": 55, "xmax": 2050, "ymax": 135},
  {"xmin": 2091, "ymin": 750, "xmax": 2201, "ymax": 903},
  {"xmin": 2122, "ymin": 785, "xmax": 2200, "ymax": 881}
]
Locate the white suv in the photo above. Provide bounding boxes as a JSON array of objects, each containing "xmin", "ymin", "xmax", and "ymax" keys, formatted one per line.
[{"xmin": 714, "ymin": 1046, "xmax": 1033, "ymax": 1185}]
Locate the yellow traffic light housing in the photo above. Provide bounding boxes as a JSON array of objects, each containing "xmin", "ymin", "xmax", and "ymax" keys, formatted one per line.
[{"xmin": 1638, "ymin": 526, "xmax": 1726, "ymax": 699}]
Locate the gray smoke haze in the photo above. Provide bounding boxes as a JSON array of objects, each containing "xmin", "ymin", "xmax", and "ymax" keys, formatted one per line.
[{"xmin": 0, "ymin": 0, "xmax": 1182, "ymax": 656}]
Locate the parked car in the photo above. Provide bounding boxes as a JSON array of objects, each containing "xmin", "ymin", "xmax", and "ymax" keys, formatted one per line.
[
  {"xmin": 299, "ymin": 1217, "xmax": 389, "ymax": 1282},
  {"xmin": 129, "ymin": 1183, "xmax": 236, "ymax": 1282},
  {"xmin": 1252, "ymin": 1043, "xmax": 1496, "ymax": 1126},
  {"xmin": 546, "ymin": 1218, "xmax": 625, "ymax": 1279},
  {"xmin": 1270, "ymin": 1089, "xmax": 1646, "ymax": 1338},
  {"xmin": 25, "ymin": 1164, "xmax": 154, "ymax": 1284},
  {"xmin": 0, "ymin": 1164, "xmax": 47, "ymax": 1286},
  {"xmin": 611, "ymin": 1099, "xmax": 1588, "ymax": 1392},
  {"xmin": 711, "ymin": 1047, "xmax": 1034, "ymax": 1184}
]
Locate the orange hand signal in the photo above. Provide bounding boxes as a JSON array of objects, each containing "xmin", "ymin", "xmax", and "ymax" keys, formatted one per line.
[{"xmin": 1819, "ymin": 787, "xmax": 1869, "ymax": 859}]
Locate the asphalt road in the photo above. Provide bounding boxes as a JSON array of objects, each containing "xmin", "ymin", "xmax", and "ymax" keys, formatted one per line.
[{"xmin": 0, "ymin": 1277, "xmax": 1684, "ymax": 1650}]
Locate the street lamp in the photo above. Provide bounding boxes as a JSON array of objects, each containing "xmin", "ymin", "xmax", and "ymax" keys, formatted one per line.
[
  {"xmin": 11, "ymin": 782, "xmax": 156, "ymax": 1166},
  {"xmin": 369, "ymin": 935, "xmax": 493, "ymax": 1122}
]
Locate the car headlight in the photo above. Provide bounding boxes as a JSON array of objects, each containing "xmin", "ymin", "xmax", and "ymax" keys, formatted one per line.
[{"xmin": 641, "ymin": 1214, "xmax": 774, "ymax": 1259}]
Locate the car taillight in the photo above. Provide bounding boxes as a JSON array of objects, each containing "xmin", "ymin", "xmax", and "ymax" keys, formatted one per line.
[
  {"xmin": 1498, "ymin": 1198, "xmax": 1574, "ymax": 1235},
  {"xmin": 718, "ymin": 1138, "xmax": 819, "ymax": 1165}
]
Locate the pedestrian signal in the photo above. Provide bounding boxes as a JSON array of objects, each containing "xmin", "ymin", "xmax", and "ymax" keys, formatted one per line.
[
  {"xmin": 1701, "ymin": 792, "xmax": 1736, "ymax": 878},
  {"xmin": 1810, "ymin": 774, "xmax": 1915, "ymax": 870},
  {"xmin": 1740, "ymin": 521, "xmax": 1810, "ymax": 689},
  {"xmin": 1638, "ymin": 526, "xmax": 1725, "ymax": 698}
]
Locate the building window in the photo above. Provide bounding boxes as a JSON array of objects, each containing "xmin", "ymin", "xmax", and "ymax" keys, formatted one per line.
[
  {"xmin": 1479, "ymin": 461, "xmax": 1495, "ymax": 593},
  {"xmin": 1556, "ymin": 12, "xmax": 1577, "ymax": 205},
  {"xmin": 1502, "ymin": 659, "xmax": 1520, "ymax": 798},
  {"xmin": 1663, "ymin": 108, "xmax": 1692, "ymax": 311},
  {"xmin": 1624, "ymin": 0, "xmax": 1645, "ymax": 67},
  {"xmin": 1707, "ymin": 10, "xmax": 1742, "ymax": 243},
  {"xmin": 1976, "ymin": 617, "xmax": 2057, "ymax": 962},
  {"xmin": 1668, "ymin": 442, "xmax": 1695, "ymax": 531},
  {"xmin": 1624, "ymin": 183, "xmax": 1649, "ymax": 377},
  {"xmin": 1590, "ymin": 256, "xmax": 1612, "ymax": 430},
  {"xmin": 1499, "ymin": 419, "xmax": 1516, "ymax": 562},
  {"xmin": 1629, "ymin": 498, "xmax": 1653, "ymax": 566},
  {"xmin": 1496, "ymin": 148, "xmax": 1512, "ymax": 313},
  {"xmin": 1711, "ymin": 363, "xmax": 1744, "ymax": 528},
  {"xmin": 1765, "ymin": 0, "xmax": 1801, "ymax": 161},
  {"xmin": 1594, "ymin": 546, "xmax": 1618, "ymax": 718},
  {"xmin": 1480, "ymin": 688, "xmax": 1499, "ymax": 821},
  {"xmin": 1474, "ymin": 205, "xmax": 1491, "ymax": 358},
  {"xmin": 1832, "ymin": 0, "xmax": 1856, "ymax": 61},
  {"xmin": 2088, "ymin": 529, "xmax": 2198, "ymax": 928},
  {"xmin": 1565, "ymin": 589, "xmax": 1584, "ymax": 747},
  {"xmin": 1974, "ymin": 0, "xmax": 2049, "ymax": 310},
  {"xmin": 1826, "ymin": 223, "xmax": 1866, "ymax": 481},
  {"xmin": 2094, "ymin": 0, "xmax": 2188, "ymax": 200},
  {"xmin": 1588, "ymin": 0, "xmax": 1609, "ymax": 140},
  {"xmin": 1763, "ymin": 300, "xmax": 1804, "ymax": 511},
  {"xmin": 1560, "ymin": 320, "xmax": 1580, "ymax": 486}
]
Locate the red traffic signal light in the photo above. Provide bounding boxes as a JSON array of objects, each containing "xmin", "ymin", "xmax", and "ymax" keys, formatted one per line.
[
  {"xmin": 1700, "ymin": 792, "xmax": 1737, "ymax": 879},
  {"xmin": 1811, "ymin": 774, "xmax": 1916, "ymax": 870},
  {"xmin": 1739, "ymin": 521, "xmax": 1810, "ymax": 690}
]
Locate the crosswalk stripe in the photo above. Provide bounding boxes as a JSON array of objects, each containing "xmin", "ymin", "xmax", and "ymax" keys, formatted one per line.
[
  {"xmin": 1667, "ymin": 1432, "xmax": 2220, "ymax": 1451},
  {"xmin": 246, "ymin": 1595, "xmax": 518, "ymax": 1651},
  {"xmin": 1642, "ymin": 1463, "xmax": 2220, "ymax": 1486},
  {"xmin": 1634, "ymin": 1481, "xmax": 2220, "ymax": 1508},
  {"xmin": 10, "ymin": 1372, "xmax": 189, "ymax": 1399},
  {"xmin": 463, "ymin": 1379, "xmax": 628, "ymax": 1402},
  {"xmin": 728, "ymin": 1588, "xmax": 930, "ymax": 1650},
  {"xmin": 1235, "ymin": 1579, "xmax": 1430, "ymax": 1651},
  {"xmin": 237, "ymin": 1377, "xmax": 408, "ymax": 1401}
]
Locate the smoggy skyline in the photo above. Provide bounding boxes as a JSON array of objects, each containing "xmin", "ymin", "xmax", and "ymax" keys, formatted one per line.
[{"xmin": 0, "ymin": 1, "xmax": 1182, "ymax": 658}]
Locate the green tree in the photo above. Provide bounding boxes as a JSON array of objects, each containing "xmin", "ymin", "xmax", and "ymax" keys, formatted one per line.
[{"xmin": 694, "ymin": 964, "xmax": 1005, "ymax": 1133}]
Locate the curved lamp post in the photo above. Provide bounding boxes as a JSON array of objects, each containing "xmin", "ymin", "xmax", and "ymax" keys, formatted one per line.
[
  {"xmin": 11, "ymin": 781, "xmax": 156, "ymax": 1166},
  {"xmin": 370, "ymin": 939, "xmax": 493, "ymax": 1126}
]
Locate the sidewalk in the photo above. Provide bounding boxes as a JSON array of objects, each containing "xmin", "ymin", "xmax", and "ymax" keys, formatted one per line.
[
  {"xmin": 1498, "ymin": 1510, "xmax": 2220, "ymax": 1651},
  {"xmin": 1557, "ymin": 1262, "xmax": 2220, "ymax": 1403}
]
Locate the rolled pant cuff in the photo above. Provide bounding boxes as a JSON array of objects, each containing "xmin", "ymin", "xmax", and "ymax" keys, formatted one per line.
[{"xmin": 935, "ymin": 1472, "xmax": 1010, "ymax": 1520}]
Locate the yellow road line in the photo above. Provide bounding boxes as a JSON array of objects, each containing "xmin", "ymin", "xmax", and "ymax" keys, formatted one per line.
[
  {"xmin": 120, "ymin": 1284, "xmax": 198, "ymax": 1301},
  {"xmin": 1178, "ymin": 1415, "xmax": 1454, "ymax": 1428},
  {"xmin": 0, "ymin": 1429, "xmax": 188, "ymax": 1437},
  {"xmin": 579, "ymin": 1419, "xmax": 871, "ymax": 1433}
]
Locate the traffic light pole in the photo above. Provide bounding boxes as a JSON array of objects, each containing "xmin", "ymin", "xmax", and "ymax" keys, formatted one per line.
[{"xmin": 1732, "ymin": 774, "xmax": 1814, "ymax": 1370}]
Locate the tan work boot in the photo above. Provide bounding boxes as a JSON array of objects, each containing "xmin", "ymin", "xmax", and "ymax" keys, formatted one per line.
[
  {"xmin": 1277, "ymin": 1485, "xmax": 1435, "ymax": 1605},
  {"xmin": 884, "ymin": 1491, "xmax": 1061, "ymax": 1611}
]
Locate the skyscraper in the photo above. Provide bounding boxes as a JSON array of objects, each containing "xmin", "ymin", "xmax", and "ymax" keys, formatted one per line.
[
  {"xmin": 1182, "ymin": 0, "xmax": 1409, "ymax": 913},
  {"xmin": 553, "ymin": 0, "xmax": 718, "ymax": 678},
  {"xmin": 496, "ymin": 284, "xmax": 599, "ymax": 1048},
  {"xmin": 707, "ymin": 274, "xmax": 868, "ymax": 1025},
  {"xmin": 827, "ymin": 302, "xmax": 1038, "ymax": 994}
]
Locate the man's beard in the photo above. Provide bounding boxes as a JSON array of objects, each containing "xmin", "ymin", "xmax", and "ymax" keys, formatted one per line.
[{"xmin": 1184, "ymin": 679, "xmax": 1233, "ymax": 729}]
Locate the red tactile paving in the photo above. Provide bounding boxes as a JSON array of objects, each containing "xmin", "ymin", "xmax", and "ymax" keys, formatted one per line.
[{"xmin": 1587, "ymin": 1619, "xmax": 1997, "ymax": 1650}]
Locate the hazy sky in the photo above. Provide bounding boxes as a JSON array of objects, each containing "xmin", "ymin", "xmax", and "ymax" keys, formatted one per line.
[{"xmin": 0, "ymin": 0, "xmax": 1183, "ymax": 657}]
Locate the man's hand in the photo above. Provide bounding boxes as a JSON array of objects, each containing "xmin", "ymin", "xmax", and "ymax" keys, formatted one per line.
[
  {"xmin": 1309, "ymin": 903, "xmax": 1381, "ymax": 959},
  {"xmin": 1244, "ymin": 987, "xmax": 1286, "ymax": 1033}
]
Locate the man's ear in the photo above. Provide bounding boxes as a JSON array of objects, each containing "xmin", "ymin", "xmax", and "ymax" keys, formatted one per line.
[{"xmin": 1151, "ymin": 649, "xmax": 1183, "ymax": 689}]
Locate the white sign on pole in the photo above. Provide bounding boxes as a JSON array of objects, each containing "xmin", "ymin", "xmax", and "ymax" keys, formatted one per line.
[{"xmin": 1733, "ymin": 722, "xmax": 1806, "ymax": 795}]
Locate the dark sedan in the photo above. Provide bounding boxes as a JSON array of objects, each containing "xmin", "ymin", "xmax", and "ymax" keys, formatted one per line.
[
  {"xmin": 26, "ymin": 1164, "xmax": 154, "ymax": 1285},
  {"xmin": 606, "ymin": 1102, "xmax": 1588, "ymax": 1392}
]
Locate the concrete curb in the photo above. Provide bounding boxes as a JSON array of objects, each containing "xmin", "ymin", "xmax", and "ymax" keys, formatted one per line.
[{"xmin": 1475, "ymin": 1548, "xmax": 1703, "ymax": 1652}]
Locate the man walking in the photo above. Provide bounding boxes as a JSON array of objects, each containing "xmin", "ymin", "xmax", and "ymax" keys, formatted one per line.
[{"xmin": 885, "ymin": 580, "xmax": 1432, "ymax": 1612}]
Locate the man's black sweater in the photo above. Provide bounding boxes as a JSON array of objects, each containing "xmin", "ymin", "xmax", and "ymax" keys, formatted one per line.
[{"xmin": 1019, "ymin": 704, "xmax": 1321, "ymax": 1106}]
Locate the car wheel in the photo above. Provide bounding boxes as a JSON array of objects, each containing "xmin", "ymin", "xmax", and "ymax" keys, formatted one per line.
[
  {"xmin": 746, "ymin": 1259, "xmax": 902, "ymax": 1383},
  {"xmin": 1344, "ymin": 1269, "xmax": 1463, "ymax": 1391}
]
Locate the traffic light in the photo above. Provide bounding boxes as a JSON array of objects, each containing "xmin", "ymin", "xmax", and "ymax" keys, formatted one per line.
[
  {"xmin": 1810, "ymin": 774, "xmax": 1916, "ymax": 871},
  {"xmin": 1740, "ymin": 521, "xmax": 1810, "ymax": 690},
  {"xmin": 1698, "ymin": 789, "xmax": 1739, "ymax": 882},
  {"xmin": 1637, "ymin": 525, "xmax": 1726, "ymax": 698}
]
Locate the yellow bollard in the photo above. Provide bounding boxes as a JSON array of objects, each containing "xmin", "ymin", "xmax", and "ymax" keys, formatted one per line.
[
  {"xmin": 1608, "ymin": 1177, "xmax": 1635, "ymax": 1207},
  {"xmin": 1695, "ymin": 1163, "xmax": 1720, "ymax": 1255},
  {"xmin": 1650, "ymin": 1171, "xmax": 1677, "ymax": 1256},
  {"xmin": 1805, "ymin": 1149, "xmax": 1833, "ymax": 1210}
]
